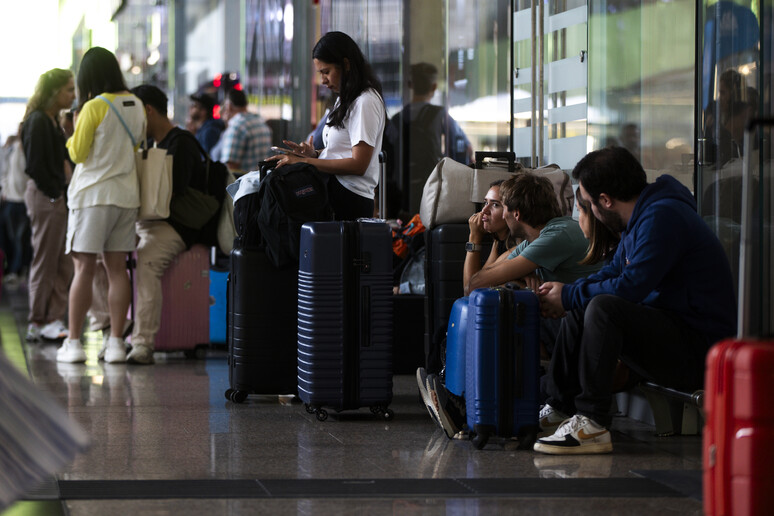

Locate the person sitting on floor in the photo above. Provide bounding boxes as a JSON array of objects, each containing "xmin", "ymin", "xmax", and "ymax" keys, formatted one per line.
[
  {"xmin": 419, "ymin": 172, "xmax": 603, "ymax": 439},
  {"xmin": 533, "ymin": 146, "xmax": 736, "ymax": 455},
  {"xmin": 462, "ymin": 179, "xmax": 513, "ymax": 290}
]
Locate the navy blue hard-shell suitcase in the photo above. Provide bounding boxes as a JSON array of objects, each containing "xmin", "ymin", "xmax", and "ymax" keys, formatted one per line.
[
  {"xmin": 444, "ymin": 296, "xmax": 470, "ymax": 397},
  {"xmin": 465, "ymin": 285, "xmax": 541, "ymax": 449},
  {"xmin": 297, "ymin": 220, "xmax": 394, "ymax": 421}
]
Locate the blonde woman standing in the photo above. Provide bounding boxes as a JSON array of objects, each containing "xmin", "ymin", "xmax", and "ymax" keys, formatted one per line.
[{"xmin": 21, "ymin": 68, "xmax": 76, "ymax": 343}]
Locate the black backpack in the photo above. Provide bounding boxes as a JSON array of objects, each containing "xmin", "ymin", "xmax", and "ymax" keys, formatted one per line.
[{"xmin": 235, "ymin": 162, "xmax": 334, "ymax": 269}]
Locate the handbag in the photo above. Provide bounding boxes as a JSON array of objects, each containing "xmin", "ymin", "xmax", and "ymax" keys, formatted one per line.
[
  {"xmin": 170, "ymin": 185, "xmax": 219, "ymax": 230},
  {"xmin": 98, "ymin": 95, "xmax": 173, "ymax": 220},
  {"xmin": 419, "ymin": 157, "xmax": 477, "ymax": 229}
]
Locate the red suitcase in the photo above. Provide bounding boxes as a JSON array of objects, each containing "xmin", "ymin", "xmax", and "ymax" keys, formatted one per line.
[
  {"xmin": 132, "ymin": 244, "xmax": 210, "ymax": 358},
  {"xmin": 703, "ymin": 340, "xmax": 774, "ymax": 516},
  {"xmin": 703, "ymin": 118, "xmax": 774, "ymax": 516}
]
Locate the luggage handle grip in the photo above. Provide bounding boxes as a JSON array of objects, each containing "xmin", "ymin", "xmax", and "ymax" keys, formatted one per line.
[
  {"xmin": 475, "ymin": 151, "xmax": 518, "ymax": 172},
  {"xmin": 360, "ymin": 285, "xmax": 371, "ymax": 347}
]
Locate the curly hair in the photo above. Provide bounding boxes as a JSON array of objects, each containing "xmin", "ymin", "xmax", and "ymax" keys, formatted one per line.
[{"xmin": 23, "ymin": 68, "xmax": 73, "ymax": 123}]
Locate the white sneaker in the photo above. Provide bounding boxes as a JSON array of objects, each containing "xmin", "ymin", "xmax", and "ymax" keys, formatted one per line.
[
  {"xmin": 57, "ymin": 338, "xmax": 87, "ymax": 363},
  {"xmin": 41, "ymin": 319, "xmax": 68, "ymax": 340},
  {"xmin": 416, "ymin": 368, "xmax": 442, "ymax": 428},
  {"xmin": 98, "ymin": 321, "xmax": 133, "ymax": 360},
  {"xmin": 127, "ymin": 345, "xmax": 155, "ymax": 365},
  {"xmin": 26, "ymin": 323, "xmax": 41, "ymax": 342},
  {"xmin": 533, "ymin": 414, "xmax": 613, "ymax": 455},
  {"xmin": 539, "ymin": 404, "xmax": 570, "ymax": 434},
  {"xmin": 104, "ymin": 336, "xmax": 127, "ymax": 364}
]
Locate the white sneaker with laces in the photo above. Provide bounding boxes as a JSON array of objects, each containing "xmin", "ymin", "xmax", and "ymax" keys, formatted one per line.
[
  {"xmin": 416, "ymin": 368, "xmax": 442, "ymax": 428},
  {"xmin": 104, "ymin": 336, "xmax": 127, "ymax": 363},
  {"xmin": 539, "ymin": 404, "xmax": 570, "ymax": 434},
  {"xmin": 41, "ymin": 319, "xmax": 68, "ymax": 340},
  {"xmin": 533, "ymin": 414, "xmax": 613, "ymax": 455},
  {"xmin": 57, "ymin": 338, "xmax": 87, "ymax": 363}
]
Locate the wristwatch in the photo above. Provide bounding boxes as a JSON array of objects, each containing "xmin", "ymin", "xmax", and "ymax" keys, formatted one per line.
[{"xmin": 465, "ymin": 242, "xmax": 483, "ymax": 252}]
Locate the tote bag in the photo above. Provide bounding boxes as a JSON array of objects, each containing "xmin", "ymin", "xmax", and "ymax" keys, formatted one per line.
[
  {"xmin": 97, "ymin": 95, "xmax": 172, "ymax": 221},
  {"xmin": 136, "ymin": 143, "xmax": 173, "ymax": 220}
]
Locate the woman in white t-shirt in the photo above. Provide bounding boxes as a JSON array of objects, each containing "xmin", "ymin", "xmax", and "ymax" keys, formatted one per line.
[
  {"xmin": 61, "ymin": 47, "xmax": 146, "ymax": 364},
  {"xmin": 270, "ymin": 31, "xmax": 385, "ymax": 220}
]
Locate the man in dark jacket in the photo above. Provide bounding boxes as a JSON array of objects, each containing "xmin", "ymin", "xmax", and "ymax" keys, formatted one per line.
[
  {"xmin": 534, "ymin": 146, "xmax": 736, "ymax": 455},
  {"xmin": 125, "ymin": 85, "xmax": 221, "ymax": 364}
]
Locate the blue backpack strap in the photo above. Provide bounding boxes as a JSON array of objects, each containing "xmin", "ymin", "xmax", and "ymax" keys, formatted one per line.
[{"xmin": 96, "ymin": 95, "xmax": 137, "ymax": 148}]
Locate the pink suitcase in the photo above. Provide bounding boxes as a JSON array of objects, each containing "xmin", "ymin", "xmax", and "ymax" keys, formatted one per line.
[{"xmin": 133, "ymin": 244, "xmax": 210, "ymax": 358}]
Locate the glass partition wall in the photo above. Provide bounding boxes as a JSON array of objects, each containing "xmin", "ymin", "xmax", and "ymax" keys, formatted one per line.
[
  {"xmin": 698, "ymin": 0, "xmax": 772, "ymax": 336},
  {"xmin": 513, "ymin": 0, "xmax": 589, "ymax": 169}
]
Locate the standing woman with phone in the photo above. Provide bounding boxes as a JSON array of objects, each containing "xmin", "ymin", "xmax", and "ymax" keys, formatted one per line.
[
  {"xmin": 269, "ymin": 31, "xmax": 385, "ymax": 220},
  {"xmin": 61, "ymin": 47, "xmax": 146, "ymax": 364}
]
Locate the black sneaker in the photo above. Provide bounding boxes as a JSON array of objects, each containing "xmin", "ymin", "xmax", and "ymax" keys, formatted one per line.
[{"xmin": 432, "ymin": 376, "xmax": 467, "ymax": 439}]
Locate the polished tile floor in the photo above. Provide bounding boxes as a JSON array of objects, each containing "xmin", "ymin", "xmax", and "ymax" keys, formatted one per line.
[{"xmin": 0, "ymin": 284, "xmax": 704, "ymax": 515}]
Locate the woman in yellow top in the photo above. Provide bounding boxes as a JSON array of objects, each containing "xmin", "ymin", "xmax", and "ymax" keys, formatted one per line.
[{"xmin": 60, "ymin": 47, "xmax": 146, "ymax": 364}]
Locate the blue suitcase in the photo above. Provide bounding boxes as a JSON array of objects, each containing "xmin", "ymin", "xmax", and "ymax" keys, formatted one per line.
[
  {"xmin": 209, "ymin": 269, "xmax": 228, "ymax": 345},
  {"xmin": 465, "ymin": 285, "xmax": 541, "ymax": 449},
  {"xmin": 445, "ymin": 296, "xmax": 470, "ymax": 397},
  {"xmin": 297, "ymin": 220, "xmax": 394, "ymax": 421}
]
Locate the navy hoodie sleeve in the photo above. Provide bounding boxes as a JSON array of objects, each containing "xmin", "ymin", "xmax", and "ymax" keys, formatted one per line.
[{"xmin": 562, "ymin": 202, "xmax": 686, "ymax": 309}]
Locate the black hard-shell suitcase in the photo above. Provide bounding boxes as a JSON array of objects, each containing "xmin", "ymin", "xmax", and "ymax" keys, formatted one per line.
[
  {"xmin": 423, "ymin": 224, "xmax": 491, "ymax": 375},
  {"xmin": 224, "ymin": 244, "xmax": 298, "ymax": 403},
  {"xmin": 297, "ymin": 220, "xmax": 394, "ymax": 421},
  {"xmin": 424, "ymin": 224, "xmax": 469, "ymax": 375}
]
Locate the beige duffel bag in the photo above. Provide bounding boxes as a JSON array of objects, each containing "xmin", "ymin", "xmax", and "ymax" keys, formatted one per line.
[{"xmin": 419, "ymin": 155, "xmax": 574, "ymax": 230}]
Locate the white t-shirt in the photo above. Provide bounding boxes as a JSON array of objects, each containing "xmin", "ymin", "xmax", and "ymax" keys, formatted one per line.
[
  {"xmin": 67, "ymin": 93, "xmax": 146, "ymax": 210},
  {"xmin": 320, "ymin": 88, "xmax": 385, "ymax": 199}
]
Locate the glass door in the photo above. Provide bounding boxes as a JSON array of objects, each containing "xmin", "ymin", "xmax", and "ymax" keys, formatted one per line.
[
  {"xmin": 697, "ymin": 0, "xmax": 773, "ymax": 336},
  {"xmin": 512, "ymin": 0, "xmax": 588, "ymax": 169}
]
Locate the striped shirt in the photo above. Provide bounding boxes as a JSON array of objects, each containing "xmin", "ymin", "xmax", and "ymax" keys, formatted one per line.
[{"xmin": 219, "ymin": 112, "xmax": 272, "ymax": 174}]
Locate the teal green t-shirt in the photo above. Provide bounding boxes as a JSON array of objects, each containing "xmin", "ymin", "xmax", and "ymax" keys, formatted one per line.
[{"xmin": 507, "ymin": 216, "xmax": 601, "ymax": 283}]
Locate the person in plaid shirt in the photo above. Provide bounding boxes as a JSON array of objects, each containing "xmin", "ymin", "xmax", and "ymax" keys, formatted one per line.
[{"xmin": 219, "ymin": 89, "xmax": 272, "ymax": 176}]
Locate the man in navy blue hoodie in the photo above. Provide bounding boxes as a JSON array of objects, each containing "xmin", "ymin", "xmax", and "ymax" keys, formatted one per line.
[{"xmin": 533, "ymin": 146, "xmax": 736, "ymax": 455}]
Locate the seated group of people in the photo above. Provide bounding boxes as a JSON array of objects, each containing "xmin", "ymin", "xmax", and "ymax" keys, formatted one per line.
[{"xmin": 417, "ymin": 146, "xmax": 737, "ymax": 455}]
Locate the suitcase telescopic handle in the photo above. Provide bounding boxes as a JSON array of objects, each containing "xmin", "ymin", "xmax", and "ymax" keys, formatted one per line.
[
  {"xmin": 474, "ymin": 151, "xmax": 517, "ymax": 172},
  {"xmin": 738, "ymin": 118, "xmax": 774, "ymax": 338}
]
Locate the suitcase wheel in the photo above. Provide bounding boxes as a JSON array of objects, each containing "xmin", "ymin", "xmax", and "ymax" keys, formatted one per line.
[
  {"xmin": 516, "ymin": 425, "xmax": 539, "ymax": 450},
  {"xmin": 472, "ymin": 424, "xmax": 495, "ymax": 450},
  {"xmin": 471, "ymin": 433, "xmax": 488, "ymax": 450},
  {"xmin": 225, "ymin": 389, "xmax": 248, "ymax": 403},
  {"xmin": 370, "ymin": 405, "xmax": 394, "ymax": 421},
  {"xmin": 315, "ymin": 409, "xmax": 328, "ymax": 422},
  {"xmin": 304, "ymin": 404, "xmax": 316, "ymax": 414},
  {"xmin": 184, "ymin": 345, "xmax": 208, "ymax": 360}
]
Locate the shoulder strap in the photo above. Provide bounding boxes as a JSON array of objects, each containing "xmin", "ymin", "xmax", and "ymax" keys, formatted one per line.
[{"xmin": 96, "ymin": 95, "xmax": 137, "ymax": 148}]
